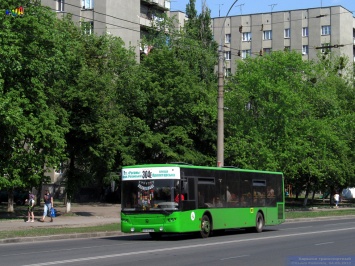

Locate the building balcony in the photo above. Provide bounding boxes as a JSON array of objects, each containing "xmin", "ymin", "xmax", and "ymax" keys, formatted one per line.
[
  {"xmin": 141, "ymin": 0, "xmax": 170, "ymax": 11},
  {"xmin": 140, "ymin": 16, "xmax": 153, "ymax": 28}
]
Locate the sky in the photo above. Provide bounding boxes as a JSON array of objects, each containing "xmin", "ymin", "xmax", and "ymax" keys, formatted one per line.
[{"xmin": 170, "ymin": 0, "xmax": 355, "ymax": 17}]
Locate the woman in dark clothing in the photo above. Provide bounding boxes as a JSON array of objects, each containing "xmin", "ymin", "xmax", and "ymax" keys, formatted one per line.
[{"xmin": 40, "ymin": 190, "xmax": 54, "ymax": 222}]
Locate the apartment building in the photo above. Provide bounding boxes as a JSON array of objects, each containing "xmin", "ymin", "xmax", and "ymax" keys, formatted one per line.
[
  {"xmin": 169, "ymin": 10, "xmax": 188, "ymax": 29},
  {"xmin": 41, "ymin": 0, "xmax": 171, "ymax": 58},
  {"xmin": 212, "ymin": 6, "xmax": 355, "ymax": 74}
]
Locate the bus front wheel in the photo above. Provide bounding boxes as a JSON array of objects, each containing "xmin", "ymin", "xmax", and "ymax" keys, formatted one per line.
[{"xmin": 200, "ymin": 214, "xmax": 211, "ymax": 238}]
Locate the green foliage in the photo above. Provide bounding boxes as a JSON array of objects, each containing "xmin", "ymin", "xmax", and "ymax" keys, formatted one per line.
[
  {"xmin": 0, "ymin": 1, "xmax": 68, "ymax": 196},
  {"xmin": 132, "ymin": 15, "xmax": 218, "ymax": 165},
  {"xmin": 225, "ymin": 51, "xmax": 355, "ymax": 196},
  {"xmin": 59, "ymin": 28, "xmax": 137, "ymax": 198},
  {"xmin": 2, "ymin": 0, "xmax": 353, "ymax": 208}
]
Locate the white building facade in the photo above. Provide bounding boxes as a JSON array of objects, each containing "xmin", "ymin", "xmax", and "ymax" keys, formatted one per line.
[
  {"xmin": 212, "ymin": 6, "xmax": 355, "ymax": 74},
  {"xmin": 41, "ymin": 0, "xmax": 172, "ymax": 58}
]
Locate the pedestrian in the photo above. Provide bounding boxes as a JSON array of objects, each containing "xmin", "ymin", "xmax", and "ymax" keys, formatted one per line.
[
  {"xmin": 333, "ymin": 192, "xmax": 340, "ymax": 208},
  {"xmin": 25, "ymin": 193, "xmax": 35, "ymax": 222},
  {"xmin": 40, "ymin": 190, "xmax": 54, "ymax": 222}
]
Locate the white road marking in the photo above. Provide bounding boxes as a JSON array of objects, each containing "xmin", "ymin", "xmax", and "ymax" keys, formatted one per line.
[
  {"xmin": 221, "ymin": 255, "xmax": 250, "ymax": 260},
  {"xmin": 23, "ymin": 226, "xmax": 355, "ymax": 266},
  {"xmin": 315, "ymin": 242, "xmax": 334, "ymax": 246}
]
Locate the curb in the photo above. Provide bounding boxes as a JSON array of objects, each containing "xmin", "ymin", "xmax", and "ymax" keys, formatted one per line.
[{"xmin": 284, "ymin": 215, "xmax": 355, "ymax": 223}]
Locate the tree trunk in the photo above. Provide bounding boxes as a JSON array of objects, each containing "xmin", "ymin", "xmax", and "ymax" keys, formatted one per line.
[
  {"xmin": 310, "ymin": 190, "xmax": 316, "ymax": 204},
  {"xmin": 37, "ymin": 180, "xmax": 43, "ymax": 207},
  {"xmin": 7, "ymin": 189, "xmax": 14, "ymax": 212},
  {"xmin": 329, "ymin": 186, "xmax": 334, "ymax": 206},
  {"xmin": 303, "ymin": 183, "xmax": 310, "ymax": 207}
]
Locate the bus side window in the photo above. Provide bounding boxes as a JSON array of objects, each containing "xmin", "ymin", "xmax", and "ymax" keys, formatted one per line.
[{"xmin": 198, "ymin": 191, "xmax": 205, "ymax": 207}]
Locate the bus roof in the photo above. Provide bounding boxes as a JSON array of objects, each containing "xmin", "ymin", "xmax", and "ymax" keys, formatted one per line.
[{"xmin": 122, "ymin": 164, "xmax": 283, "ymax": 175}]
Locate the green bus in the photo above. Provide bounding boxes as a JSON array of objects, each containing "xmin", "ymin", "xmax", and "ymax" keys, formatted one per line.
[{"xmin": 121, "ymin": 164, "xmax": 285, "ymax": 239}]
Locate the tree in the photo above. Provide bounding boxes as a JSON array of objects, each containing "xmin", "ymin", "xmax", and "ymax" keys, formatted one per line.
[
  {"xmin": 56, "ymin": 23, "xmax": 138, "ymax": 203},
  {"xmin": 0, "ymin": 0, "xmax": 68, "ymax": 211},
  {"xmin": 224, "ymin": 51, "xmax": 355, "ymax": 205},
  {"xmin": 129, "ymin": 6, "xmax": 218, "ymax": 165}
]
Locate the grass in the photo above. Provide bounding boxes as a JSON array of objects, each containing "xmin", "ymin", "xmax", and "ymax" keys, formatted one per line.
[{"xmin": 286, "ymin": 209, "xmax": 355, "ymax": 219}]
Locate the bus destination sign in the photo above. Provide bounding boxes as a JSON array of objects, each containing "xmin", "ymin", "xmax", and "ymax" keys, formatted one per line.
[{"xmin": 122, "ymin": 167, "xmax": 180, "ymax": 180}]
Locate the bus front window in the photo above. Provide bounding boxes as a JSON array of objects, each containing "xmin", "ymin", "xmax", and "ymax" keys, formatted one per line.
[{"xmin": 122, "ymin": 179, "xmax": 180, "ymax": 211}]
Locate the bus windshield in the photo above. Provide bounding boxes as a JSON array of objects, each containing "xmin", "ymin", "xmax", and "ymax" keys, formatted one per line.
[{"xmin": 121, "ymin": 179, "xmax": 181, "ymax": 212}]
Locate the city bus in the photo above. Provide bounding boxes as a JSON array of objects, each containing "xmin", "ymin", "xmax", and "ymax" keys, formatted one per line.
[{"xmin": 121, "ymin": 164, "xmax": 285, "ymax": 239}]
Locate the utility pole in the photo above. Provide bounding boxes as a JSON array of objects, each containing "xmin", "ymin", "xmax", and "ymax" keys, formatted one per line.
[
  {"xmin": 218, "ymin": 3, "xmax": 224, "ymax": 17},
  {"xmin": 217, "ymin": 0, "xmax": 240, "ymax": 167},
  {"xmin": 268, "ymin": 3, "xmax": 277, "ymax": 12},
  {"xmin": 236, "ymin": 3, "xmax": 245, "ymax": 15}
]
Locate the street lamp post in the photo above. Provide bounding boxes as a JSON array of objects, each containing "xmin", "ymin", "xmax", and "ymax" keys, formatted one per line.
[{"xmin": 217, "ymin": 0, "xmax": 240, "ymax": 167}]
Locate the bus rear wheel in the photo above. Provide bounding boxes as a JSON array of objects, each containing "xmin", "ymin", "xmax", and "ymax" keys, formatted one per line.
[
  {"xmin": 255, "ymin": 212, "xmax": 264, "ymax": 233},
  {"xmin": 200, "ymin": 214, "xmax": 211, "ymax": 238}
]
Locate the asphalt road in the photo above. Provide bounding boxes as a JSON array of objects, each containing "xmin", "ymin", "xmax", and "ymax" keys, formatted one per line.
[{"xmin": 1, "ymin": 217, "xmax": 355, "ymax": 266}]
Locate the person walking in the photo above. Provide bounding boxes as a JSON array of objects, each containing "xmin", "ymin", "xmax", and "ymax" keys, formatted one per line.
[
  {"xmin": 26, "ymin": 193, "xmax": 35, "ymax": 222},
  {"xmin": 334, "ymin": 192, "xmax": 340, "ymax": 208},
  {"xmin": 40, "ymin": 190, "xmax": 54, "ymax": 222}
]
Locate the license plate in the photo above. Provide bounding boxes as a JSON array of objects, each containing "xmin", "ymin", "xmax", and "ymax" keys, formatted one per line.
[{"xmin": 142, "ymin": 229, "xmax": 154, "ymax": 232}]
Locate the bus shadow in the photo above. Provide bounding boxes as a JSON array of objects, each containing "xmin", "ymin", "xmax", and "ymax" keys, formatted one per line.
[{"xmin": 104, "ymin": 228, "xmax": 278, "ymax": 242}]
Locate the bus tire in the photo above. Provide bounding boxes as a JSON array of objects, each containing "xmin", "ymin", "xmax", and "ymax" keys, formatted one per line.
[
  {"xmin": 149, "ymin": 232, "xmax": 163, "ymax": 240},
  {"xmin": 255, "ymin": 212, "xmax": 264, "ymax": 233},
  {"xmin": 200, "ymin": 214, "xmax": 211, "ymax": 238}
]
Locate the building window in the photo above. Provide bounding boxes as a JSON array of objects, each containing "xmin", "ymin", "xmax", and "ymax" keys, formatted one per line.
[
  {"xmin": 302, "ymin": 45, "xmax": 308, "ymax": 55},
  {"xmin": 263, "ymin": 30, "xmax": 272, "ymax": 40},
  {"xmin": 242, "ymin": 32, "xmax": 252, "ymax": 42},
  {"xmin": 284, "ymin": 28, "xmax": 290, "ymax": 38},
  {"xmin": 225, "ymin": 68, "xmax": 231, "ymax": 77},
  {"xmin": 225, "ymin": 34, "xmax": 231, "ymax": 44},
  {"xmin": 82, "ymin": 0, "xmax": 94, "ymax": 9},
  {"xmin": 224, "ymin": 51, "xmax": 231, "ymax": 60},
  {"xmin": 302, "ymin": 27, "xmax": 308, "ymax": 37},
  {"xmin": 81, "ymin": 21, "xmax": 94, "ymax": 34},
  {"xmin": 241, "ymin": 49, "xmax": 251, "ymax": 59},
  {"xmin": 284, "ymin": 46, "xmax": 290, "ymax": 52},
  {"xmin": 321, "ymin": 25, "xmax": 331, "ymax": 35},
  {"xmin": 263, "ymin": 48, "xmax": 272, "ymax": 55},
  {"xmin": 57, "ymin": 0, "xmax": 64, "ymax": 12}
]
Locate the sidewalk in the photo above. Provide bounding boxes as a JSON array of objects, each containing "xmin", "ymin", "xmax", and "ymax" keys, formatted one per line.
[
  {"xmin": 0, "ymin": 203, "xmax": 121, "ymax": 230},
  {"xmin": 0, "ymin": 203, "xmax": 123, "ymax": 243}
]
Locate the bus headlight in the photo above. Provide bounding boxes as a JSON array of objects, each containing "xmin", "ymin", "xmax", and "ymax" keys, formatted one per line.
[{"xmin": 130, "ymin": 228, "xmax": 135, "ymax": 232}]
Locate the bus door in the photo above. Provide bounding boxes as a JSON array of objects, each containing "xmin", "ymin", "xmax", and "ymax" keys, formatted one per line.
[{"xmin": 180, "ymin": 177, "xmax": 196, "ymax": 211}]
